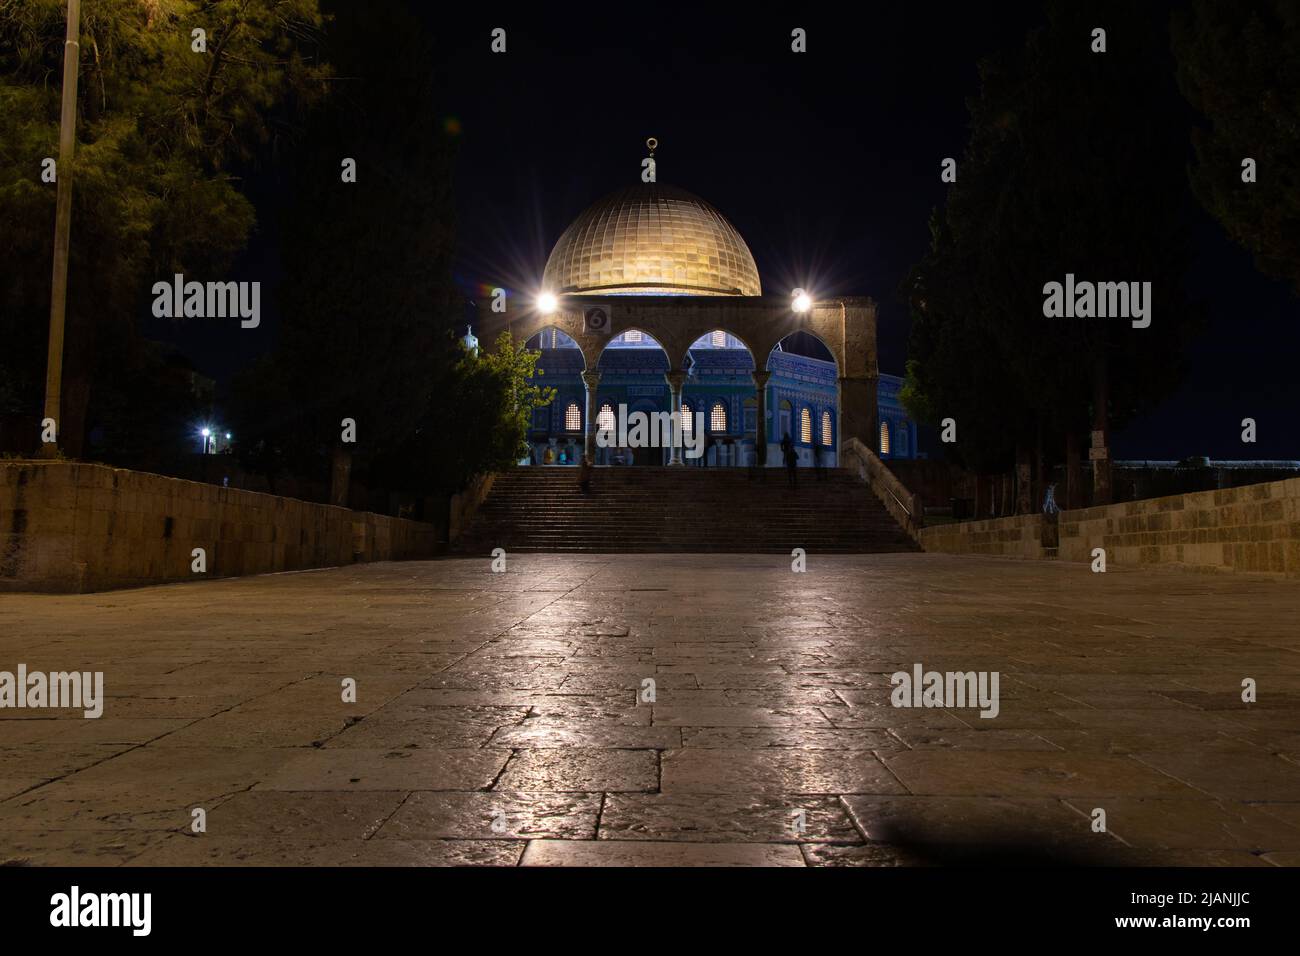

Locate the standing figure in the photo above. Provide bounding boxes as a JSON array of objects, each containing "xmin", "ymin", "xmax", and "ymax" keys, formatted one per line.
[
  {"xmin": 1042, "ymin": 482, "xmax": 1060, "ymax": 515},
  {"xmin": 781, "ymin": 432, "xmax": 797, "ymax": 487}
]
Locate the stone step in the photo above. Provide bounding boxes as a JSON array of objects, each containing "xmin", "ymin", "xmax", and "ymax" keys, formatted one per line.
[
  {"xmin": 454, "ymin": 466, "xmax": 919, "ymax": 555},
  {"xmin": 457, "ymin": 546, "xmax": 918, "ymax": 554},
  {"xmin": 462, "ymin": 528, "xmax": 909, "ymax": 541},
  {"xmin": 461, "ymin": 523, "xmax": 905, "ymax": 532},
  {"xmin": 477, "ymin": 513, "xmax": 889, "ymax": 521}
]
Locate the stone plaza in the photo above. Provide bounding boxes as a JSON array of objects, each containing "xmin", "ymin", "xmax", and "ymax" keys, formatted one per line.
[{"xmin": 1, "ymin": 552, "xmax": 1299, "ymax": 867}]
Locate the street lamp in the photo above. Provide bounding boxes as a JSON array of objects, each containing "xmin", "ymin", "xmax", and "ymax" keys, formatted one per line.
[
  {"xmin": 537, "ymin": 291, "xmax": 558, "ymax": 315},
  {"xmin": 200, "ymin": 427, "xmax": 211, "ymax": 455},
  {"xmin": 792, "ymin": 288, "xmax": 812, "ymax": 314}
]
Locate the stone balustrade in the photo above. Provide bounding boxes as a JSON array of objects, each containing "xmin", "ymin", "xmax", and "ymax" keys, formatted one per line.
[{"xmin": 842, "ymin": 437, "xmax": 923, "ymax": 542}]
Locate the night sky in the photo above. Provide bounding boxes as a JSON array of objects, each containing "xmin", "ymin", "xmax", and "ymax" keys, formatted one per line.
[{"xmin": 149, "ymin": 2, "xmax": 1299, "ymax": 461}]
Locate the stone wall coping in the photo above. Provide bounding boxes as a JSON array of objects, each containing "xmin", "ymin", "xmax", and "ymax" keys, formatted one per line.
[{"xmin": 1, "ymin": 459, "xmax": 431, "ymax": 530}]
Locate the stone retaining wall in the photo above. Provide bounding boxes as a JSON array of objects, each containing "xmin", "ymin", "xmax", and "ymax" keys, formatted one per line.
[
  {"xmin": 918, "ymin": 514, "xmax": 1048, "ymax": 559},
  {"xmin": 448, "ymin": 473, "xmax": 495, "ymax": 546},
  {"xmin": 0, "ymin": 461, "xmax": 437, "ymax": 593},
  {"xmin": 1058, "ymin": 477, "xmax": 1300, "ymax": 577},
  {"xmin": 920, "ymin": 476, "xmax": 1300, "ymax": 578}
]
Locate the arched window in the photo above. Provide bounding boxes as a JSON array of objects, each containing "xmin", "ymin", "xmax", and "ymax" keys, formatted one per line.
[
  {"xmin": 800, "ymin": 407, "xmax": 812, "ymax": 444},
  {"xmin": 597, "ymin": 403, "xmax": 615, "ymax": 433},
  {"xmin": 681, "ymin": 402, "xmax": 693, "ymax": 433},
  {"xmin": 880, "ymin": 420, "xmax": 891, "ymax": 455},
  {"xmin": 821, "ymin": 411, "xmax": 833, "ymax": 446},
  {"xmin": 565, "ymin": 403, "xmax": 582, "ymax": 431},
  {"xmin": 711, "ymin": 330, "xmax": 727, "ymax": 348},
  {"xmin": 710, "ymin": 401, "xmax": 727, "ymax": 432},
  {"xmin": 624, "ymin": 329, "xmax": 643, "ymax": 343},
  {"xmin": 526, "ymin": 328, "xmax": 578, "ymax": 350}
]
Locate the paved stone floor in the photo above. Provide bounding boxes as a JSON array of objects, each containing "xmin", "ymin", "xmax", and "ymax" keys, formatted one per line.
[{"xmin": 2, "ymin": 553, "xmax": 1300, "ymax": 867}]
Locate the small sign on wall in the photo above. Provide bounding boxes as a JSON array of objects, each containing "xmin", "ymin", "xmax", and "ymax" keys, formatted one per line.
[{"xmin": 584, "ymin": 305, "xmax": 612, "ymax": 335}]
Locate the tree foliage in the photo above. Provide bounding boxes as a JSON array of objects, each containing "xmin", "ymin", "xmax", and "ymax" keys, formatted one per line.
[
  {"xmin": 902, "ymin": 0, "xmax": 1201, "ymax": 475},
  {"xmin": 393, "ymin": 333, "xmax": 556, "ymax": 494},
  {"xmin": 1174, "ymin": 0, "xmax": 1300, "ymax": 294},
  {"xmin": 0, "ymin": 0, "xmax": 326, "ymax": 454},
  {"xmin": 229, "ymin": 0, "xmax": 461, "ymax": 498}
]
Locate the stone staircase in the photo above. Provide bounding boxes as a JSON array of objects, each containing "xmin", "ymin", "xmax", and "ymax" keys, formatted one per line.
[{"xmin": 453, "ymin": 466, "xmax": 921, "ymax": 554}]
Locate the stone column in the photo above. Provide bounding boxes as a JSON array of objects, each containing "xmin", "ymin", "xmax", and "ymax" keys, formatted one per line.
[
  {"xmin": 839, "ymin": 374, "xmax": 878, "ymax": 453},
  {"xmin": 581, "ymin": 370, "xmax": 601, "ymax": 463},
  {"xmin": 751, "ymin": 369, "xmax": 771, "ymax": 466},
  {"xmin": 838, "ymin": 299, "xmax": 879, "ymax": 454},
  {"xmin": 664, "ymin": 370, "xmax": 686, "ymax": 466}
]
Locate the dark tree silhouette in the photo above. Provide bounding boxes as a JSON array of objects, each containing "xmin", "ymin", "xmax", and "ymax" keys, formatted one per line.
[
  {"xmin": 903, "ymin": 0, "xmax": 1202, "ymax": 508},
  {"xmin": 238, "ymin": 0, "xmax": 459, "ymax": 503},
  {"xmin": 1174, "ymin": 0, "xmax": 1300, "ymax": 294}
]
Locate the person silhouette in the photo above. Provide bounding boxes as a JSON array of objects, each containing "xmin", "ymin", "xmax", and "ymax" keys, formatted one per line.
[{"xmin": 780, "ymin": 432, "xmax": 797, "ymax": 487}]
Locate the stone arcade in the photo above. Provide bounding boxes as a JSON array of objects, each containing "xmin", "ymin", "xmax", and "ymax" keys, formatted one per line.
[{"xmin": 477, "ymin": 155, "xmax": 918, "ymax": 469}]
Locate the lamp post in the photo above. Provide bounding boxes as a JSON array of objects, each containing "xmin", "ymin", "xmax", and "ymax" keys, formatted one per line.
[
  {"xmin": 791, "ymin": 289, "xmax": 813, "ymax": 468},
  {"xmin": 40, "ymin": 0, "xmax": 82, "ymax": 458}
]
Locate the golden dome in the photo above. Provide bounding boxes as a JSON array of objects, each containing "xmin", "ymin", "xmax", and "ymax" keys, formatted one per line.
[{"xmin": 543, "ymin": 184, "xmax": 761, "ymax": 296}]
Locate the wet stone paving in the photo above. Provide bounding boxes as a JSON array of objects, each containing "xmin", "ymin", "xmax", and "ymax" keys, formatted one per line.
[{"xmin": 1, "ymin": 553, "xmax": 1299, "ymax": 866}]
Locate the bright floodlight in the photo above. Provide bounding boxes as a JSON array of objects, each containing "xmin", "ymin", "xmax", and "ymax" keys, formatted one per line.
[
  {"xmin": 225, "ymin": 433, "xmax": 232, "ymax": 440},
  {"xmin": 201, "ymin": 428, "xmax": 211, "ymax": 437},
  {"xmin": 792, "ymin": 288, "xmax": 812, "ymax": 313},
  {"xmin": 537, "ymin": 292, "xmax": 558, "ymax": 314}
]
